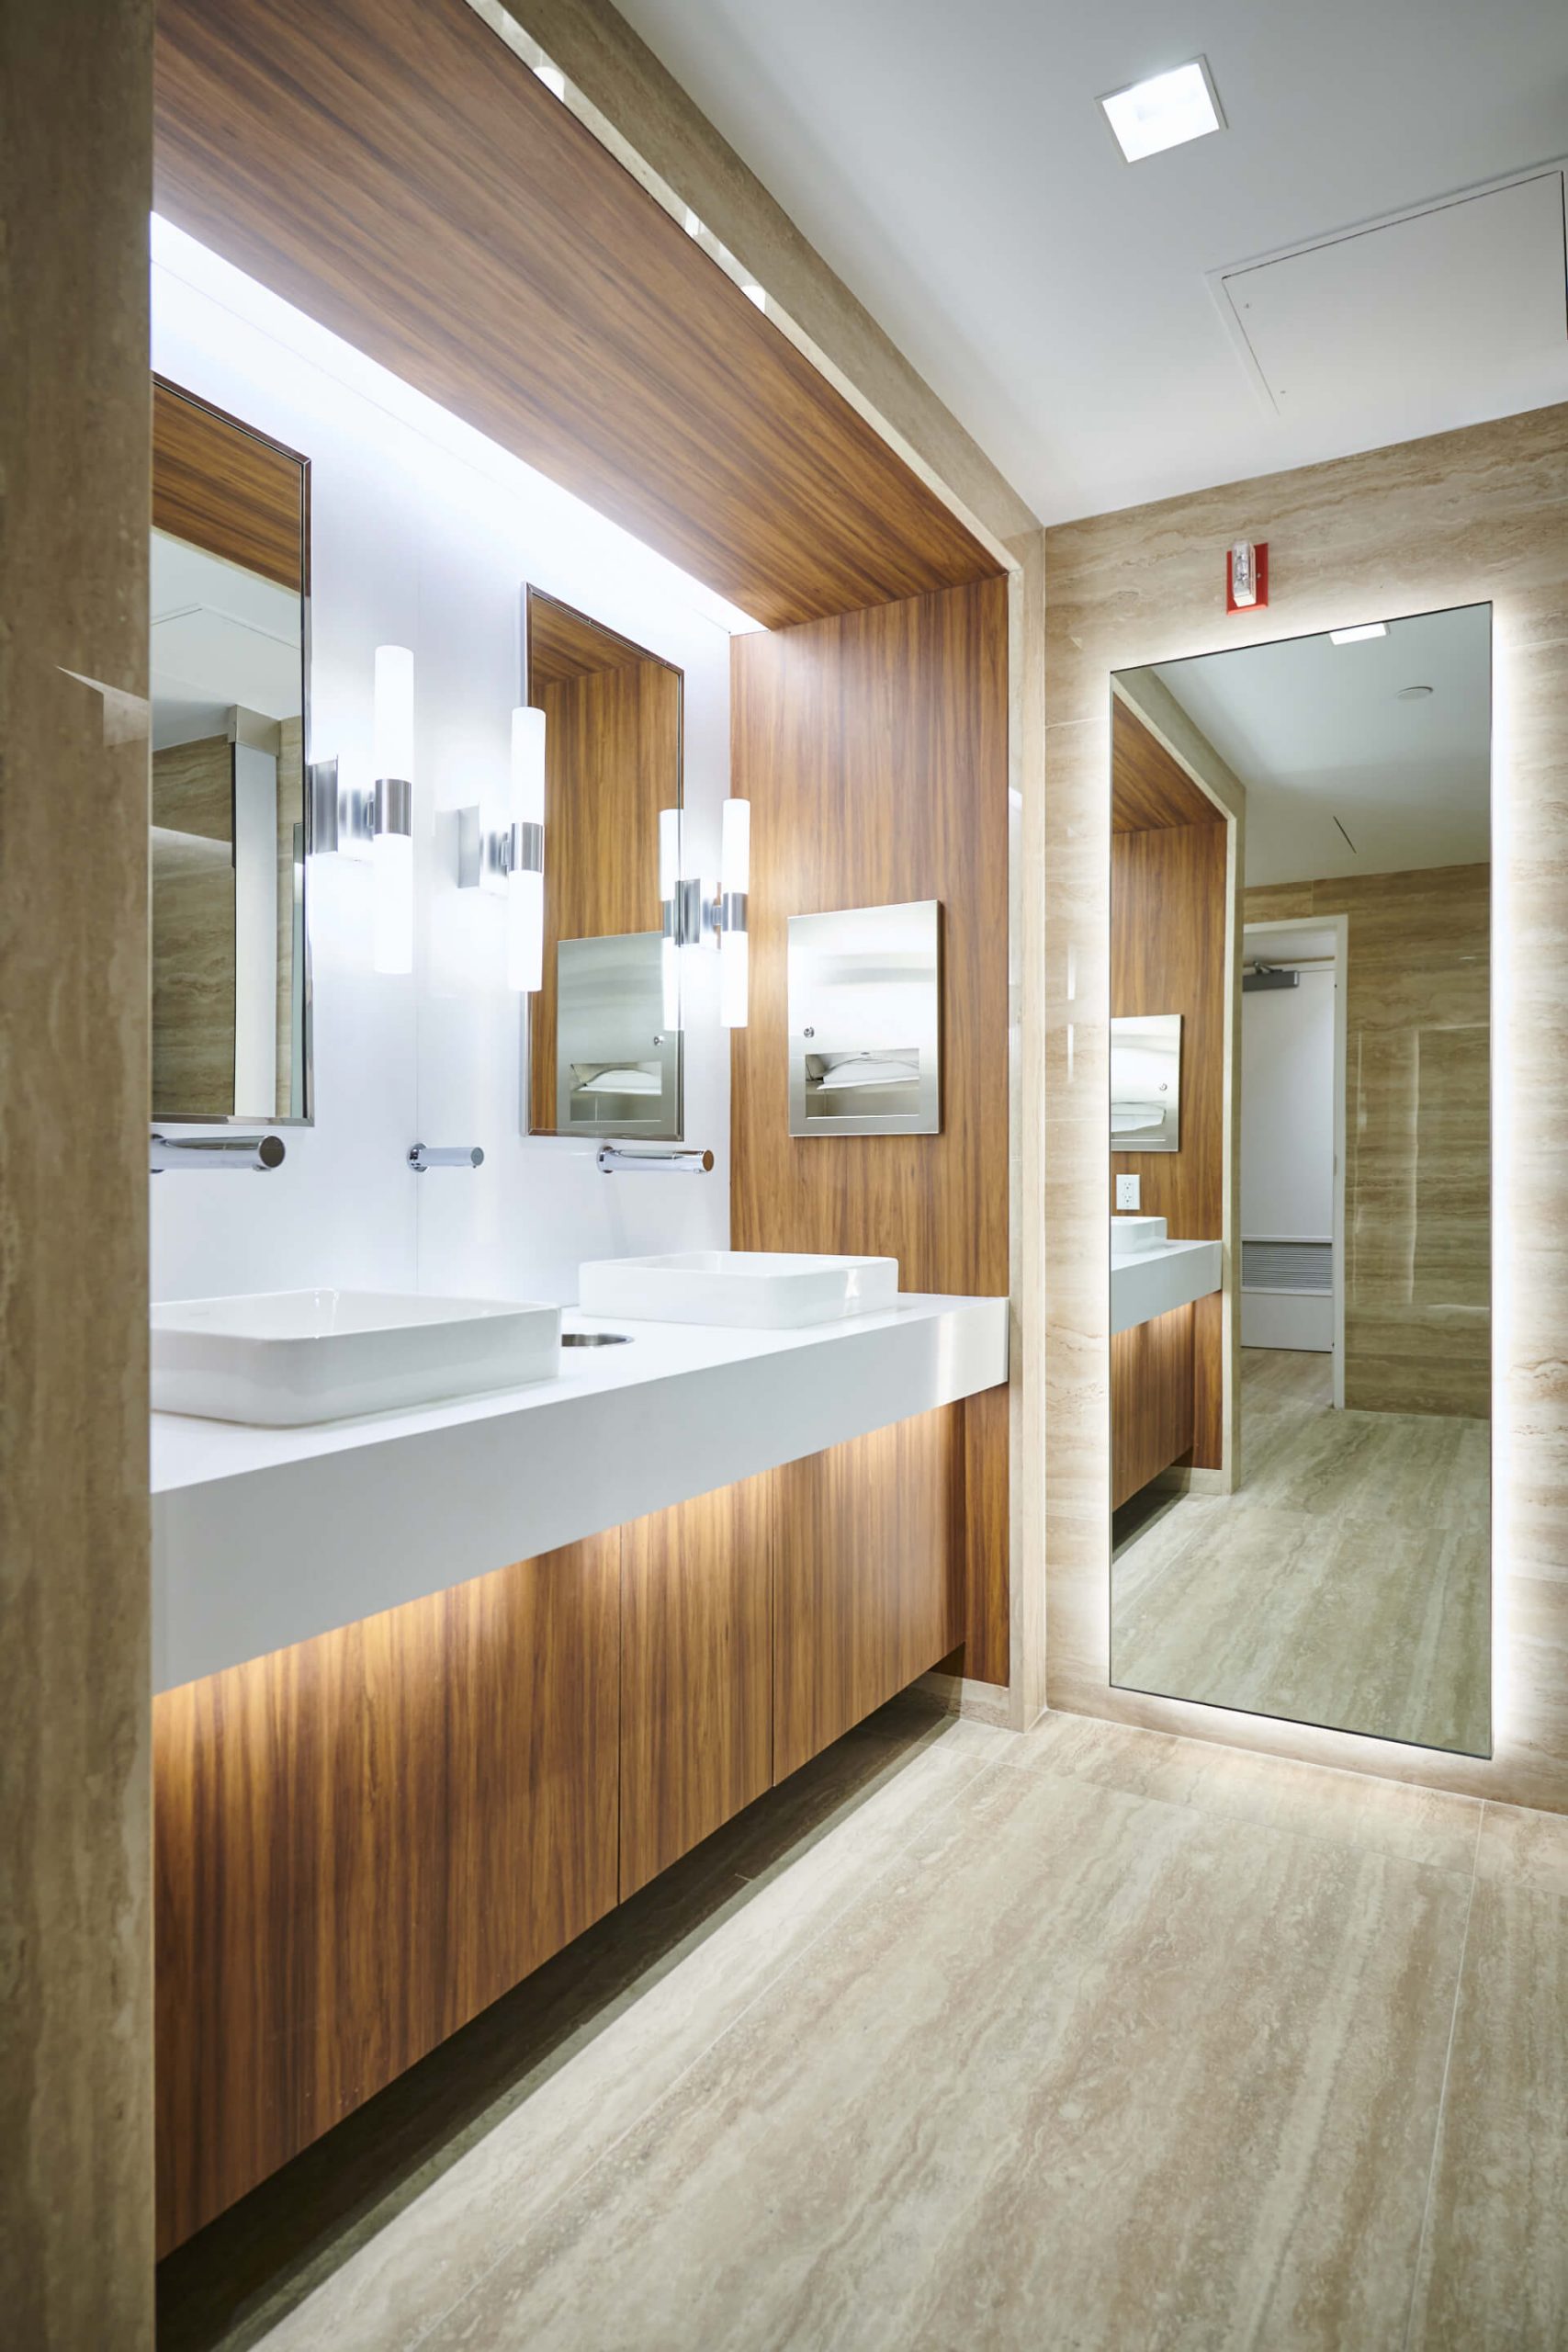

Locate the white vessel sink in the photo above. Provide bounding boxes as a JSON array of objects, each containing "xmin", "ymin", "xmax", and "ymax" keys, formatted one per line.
[
  {"xmin": 1111, "ymin": 1214, "xmax": 1168, "ymax": 1258},
  {"xmin": 577, "ymin": 1250, "xmax": 899, "ymax": 1329},
  {"xmin": 152, "ymin": 1290, "xmax": 561, "ymax": 1425}
]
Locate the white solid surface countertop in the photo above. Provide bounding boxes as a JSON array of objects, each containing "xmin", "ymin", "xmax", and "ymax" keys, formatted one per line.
[
  {"xmin": 152, "ymin": 1292, "xmax": 1009, "ymax": 1692},
  {"xmin": 1110, "ymin": 1240, "xmax": 1223, "ymax": 1338}
]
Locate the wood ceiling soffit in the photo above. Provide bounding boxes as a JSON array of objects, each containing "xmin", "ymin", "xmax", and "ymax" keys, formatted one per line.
[{"xmin": 152, "ymin": 0, "xmax": 1002, "ymax": 628}]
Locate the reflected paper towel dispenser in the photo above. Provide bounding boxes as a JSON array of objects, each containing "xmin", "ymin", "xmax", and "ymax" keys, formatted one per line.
[
  {"xmin": 555, "ymin": 932, "xmax": 682, "ymax": 1138},
  {"xmin": 787, "ymin": 899, "xmax": 941, "ymax": 1137}
]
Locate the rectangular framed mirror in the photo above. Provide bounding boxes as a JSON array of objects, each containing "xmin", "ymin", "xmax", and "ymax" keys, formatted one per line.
[
  {"xmin": 151, "ymin": 378, "xmax": 310, "ymax": 1124},
  {"xmin": 1108, "ymin": 604, "xmax": 1492, "ymax": 1757},
  {"xmin": 524, "ymin": 589, "xmax": 683, "ymax": 1140}
]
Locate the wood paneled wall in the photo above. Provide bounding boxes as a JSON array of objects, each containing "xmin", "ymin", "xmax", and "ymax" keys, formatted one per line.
[
  {"xmin": 154, "ymin": 1408, "xmax": 970, "ymax": 2249},
  {"xmin": 1111, "ymin": 821, "xmax": 1227, "ymax": 1240},
  {"xmin": 1247, "ymin": 863, "xmax": 1490, "ymax": 1419},
  {"xmin": 526, "ymin": 609, "xmax": 681, "ymax": 1132},
  {"xmin": 1043, "ymin": 400, "xmax": 1568, "ymax": 1814},
  {"xmin": 1111, "ymin": 718, "xmax": 1228, "ymax": 1476},
  {"xmin": 1111, "ymin": 695, "xmax": 1221, "ymax": 831},
  {"xmin": 152, "ymin": 379, "xmax": 304, "ymax": 589},
  {"xmin": 729, "ymin": 576, "xmax": 1010, "ymax": 1681},
  {"xmin": 152, "ymin": 0, "xmax": 998, "ymax": 628}
]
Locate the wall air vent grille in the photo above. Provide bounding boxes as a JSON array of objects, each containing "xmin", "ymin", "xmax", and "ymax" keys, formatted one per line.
[{"xmin": 1243, "ymin": 1239, "xmax": 1333, "ymax": 1295}]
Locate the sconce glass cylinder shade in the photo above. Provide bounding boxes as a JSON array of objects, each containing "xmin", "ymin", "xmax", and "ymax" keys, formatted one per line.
[
  {"xmin": 371, "ymin": 644, "xmax": 414, "ymax": 976},
  {"xmin": 507, "ymin": 706, "xmax": 547, "ymax": 993},
  {"xmin": 719, "ymin": 797, "xmax": 750, "ymax": 1030},
  {"xmin": 659, "ymin": 806, "xmax": 682, "ymax": 1030}
]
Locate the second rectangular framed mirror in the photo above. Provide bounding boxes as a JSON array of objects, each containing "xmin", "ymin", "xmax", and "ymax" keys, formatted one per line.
[{"xmin": 524, "ymin": 588, "xmax": 683, "ymax": 1141}]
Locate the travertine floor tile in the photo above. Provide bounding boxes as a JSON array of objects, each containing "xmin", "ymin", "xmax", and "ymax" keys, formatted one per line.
[
  {"xmin": 1014, "ymin": 1709, "xmax": 1481, "ymax": 1875},
  {"xmin": 1406, "ymin": 1803, "xmax": 1568, "ymax": 2350},
  {"xmin": 429, "ymin": 1758, "xmax": 1470, "ymax": 2352},
  {"xmin": 175, "ymin": 1704, "xmax": 1007, "ymax": 2352},
  {"xmin": 1113, "ymin": 1351, "xmax": 1490, "ymax": 1753}
]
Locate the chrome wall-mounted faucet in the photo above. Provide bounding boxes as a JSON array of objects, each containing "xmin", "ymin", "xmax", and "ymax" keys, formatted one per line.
[
  {"xmin": 150, "ymin": 1132, "xmax": 286, "ymax": 1173},
  {"xmin": 407, "ymin": 1143, "xmax": 485, "ymax": 1172},
  {"xmin": 595, "ymin": 1144, "xmax": 714, "ymax": 1175}
]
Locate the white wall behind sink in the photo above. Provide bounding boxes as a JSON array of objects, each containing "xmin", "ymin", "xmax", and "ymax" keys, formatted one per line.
[{"xmin": 150, "ymin": 224, "xmax": 735, "ymax": 1309}]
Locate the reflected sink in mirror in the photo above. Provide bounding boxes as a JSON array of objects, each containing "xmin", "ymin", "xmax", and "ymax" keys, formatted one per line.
[
  {"xmin": 152, "ymin": 1290, "xmax": 561, "ymax": 1425},
  {"xmin": 578, "ymin": 1250, "xmax": 899, "ymax": 1329},
  {"xmin": 1111, "ymin": 1214, "xmax": 1168, "ymax": 1258}
]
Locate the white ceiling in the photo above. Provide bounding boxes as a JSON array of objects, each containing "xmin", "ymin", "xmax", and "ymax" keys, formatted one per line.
[
  {"xmin": 1149, "ymin": 605, "xmax": 1493, "ymax": 887},
  {"xmin": 613, "ymin": 0, "xmax": 1568, "ymax": 520}
]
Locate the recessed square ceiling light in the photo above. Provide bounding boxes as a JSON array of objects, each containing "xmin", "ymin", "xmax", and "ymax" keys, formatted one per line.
[
  {"xmin": 1100, "ymin": 58, "xmax": 1224, "ymax": 164},
  {"xmin": 1329, "ymin": 623, "xmax": 1388, "ymax": 645}
]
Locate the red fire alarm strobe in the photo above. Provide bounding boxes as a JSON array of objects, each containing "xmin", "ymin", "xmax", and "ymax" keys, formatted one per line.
[{"xmin": 1226, "ymin": 540, "xmax": 1269, "ymax": 614}]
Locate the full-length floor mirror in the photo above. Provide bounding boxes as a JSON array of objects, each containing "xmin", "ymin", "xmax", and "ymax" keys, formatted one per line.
[{"xmin": 1109, "ymin": 605, "xmax": 1492, "ymax": 1756}]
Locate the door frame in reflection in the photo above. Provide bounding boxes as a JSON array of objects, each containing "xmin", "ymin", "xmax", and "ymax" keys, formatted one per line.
[{"xmin": 1243, "ymin": 913, "xmax": 1348, "ymax": 1411}]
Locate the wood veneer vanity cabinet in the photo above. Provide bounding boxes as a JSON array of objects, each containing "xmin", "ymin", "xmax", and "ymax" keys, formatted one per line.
[
  {"xmin": 153, "ymin": 1408, "xmax": 965, "ymax": 2251},
  {"xmin": 1111, "ymin": 1304, "xmax": 1197, "ymax": 1510}
]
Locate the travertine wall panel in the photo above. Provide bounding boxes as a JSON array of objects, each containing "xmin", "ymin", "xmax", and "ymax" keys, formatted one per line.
[
  {"xmin": 0, "ymin": 0, "xmax": 154, "ymax": 2340},
  {"xmin": 1247, "ymin": 864, "xmax": 1491, "ymax": 1419},
  {"xmin": 1044, "ymin": 402, "xmax": 1568, "ymax": 1811}
]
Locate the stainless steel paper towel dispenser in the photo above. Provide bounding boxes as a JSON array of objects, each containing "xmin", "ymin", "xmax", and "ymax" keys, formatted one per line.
[{"xmin": 786, "ymin": 899, "xmax": 941, "ymax": 1137}]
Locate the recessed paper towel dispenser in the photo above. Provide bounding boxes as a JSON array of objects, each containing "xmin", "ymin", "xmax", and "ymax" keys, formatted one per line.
[{"xmin": 787, "ymin": 899, "xmax": 941, "ymax": 1137}]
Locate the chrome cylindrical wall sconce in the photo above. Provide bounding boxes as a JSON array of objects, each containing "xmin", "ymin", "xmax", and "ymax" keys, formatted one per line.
[
  {"xmin": 371, "ymin": 645, "xmax": 415, "ymax": 976},
  {"xmin": 506, "ymin": 706, "xmax": 547, "ymax": 994},
  {"xmin": 718, "ymin": 797, "xmax": 750, "ymax": 1030},
  {"xmin": 455, "ymin": 704, "xmax": 547, "ymax": 994},
  {"xmin": 659, "ymin": 798, "xmax": 750, "ymax": 1031}
]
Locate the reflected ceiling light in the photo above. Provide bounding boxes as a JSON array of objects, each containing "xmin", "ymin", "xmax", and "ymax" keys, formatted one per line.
[
  {"xmin": 1329, "ymin": 623, "xmax": 1388, "ymax": 645},
  {"xmin": 1398, "ymin": 684, "xmax": 1435, "ymax": 700},
  {"xmin": 1100, "ymin": 59, "xmax": 1224, "ymax": 164},
  {"xmin": 371, "ymin": 644, "xmax": 414, "ymax": 976},
  {"xmin": 741, "ymin": 281, "xmax": 767, "ymax": 311}
]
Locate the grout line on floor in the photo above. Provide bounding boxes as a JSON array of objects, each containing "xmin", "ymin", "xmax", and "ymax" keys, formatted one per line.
[
  {"xmin": 402, "ymin": 1737, "xmax": 1019, "ymax": 2352},
  {"xmin": 1398, "ymin": 1797, "xmax": 1484, "ymax": 2352},
  {"xmin": 990, "ymin": 1713, "xmax": 1483, "ymax": 1867}
]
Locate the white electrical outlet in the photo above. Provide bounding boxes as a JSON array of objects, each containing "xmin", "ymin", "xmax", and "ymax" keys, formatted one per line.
[{"xmin": 1115, "ymin": 1174, "xmax": 1141, "ymax": 1211}]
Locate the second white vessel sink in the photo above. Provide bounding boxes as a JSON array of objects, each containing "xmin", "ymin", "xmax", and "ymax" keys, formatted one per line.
[
  {"xmin": 577, "ymin": 1250, "xmax": 899, "ymax": 1329},
  {"xmin": 152, "ymin": 1290, "xmax": 562, "ymax": 1425}
]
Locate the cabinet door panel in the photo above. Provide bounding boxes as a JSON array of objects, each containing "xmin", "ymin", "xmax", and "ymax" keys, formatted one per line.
[
  {"xmin": 154, "ymin": 1535, "xmax": 619, "ymax": 2255},
  {"xmin": 1111, "ymin": 1303, "xmax": 1195, "ymax": 1510},
  {"xmin": 620, "ymin": 1484, "xmax": 773, "ymax": 1897},
  {"xmin": 773, "ymin": 1407, "xmax": 964, "ymax": 1783}
]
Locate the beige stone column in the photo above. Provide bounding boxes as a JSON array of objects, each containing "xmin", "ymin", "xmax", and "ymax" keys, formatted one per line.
[{"xmin": 0, "ymin": 0, "xmax": 154, "ymax": 2341}]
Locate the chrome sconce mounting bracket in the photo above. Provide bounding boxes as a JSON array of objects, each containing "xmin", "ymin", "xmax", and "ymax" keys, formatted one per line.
[
  {"xmin": 660, "ymin": 798, "xmax": 750, "ymax": 1031},
  {"xmin": 308, "ymin": 757, "xmax": 412, "ymax": 855},
  {"xmin": 455, "ymin": 807, "xmax": 543, "ymax": 892},
  {"xmin": 309, "ymin": 755, "xmax": 372, "ymax": 855}
]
